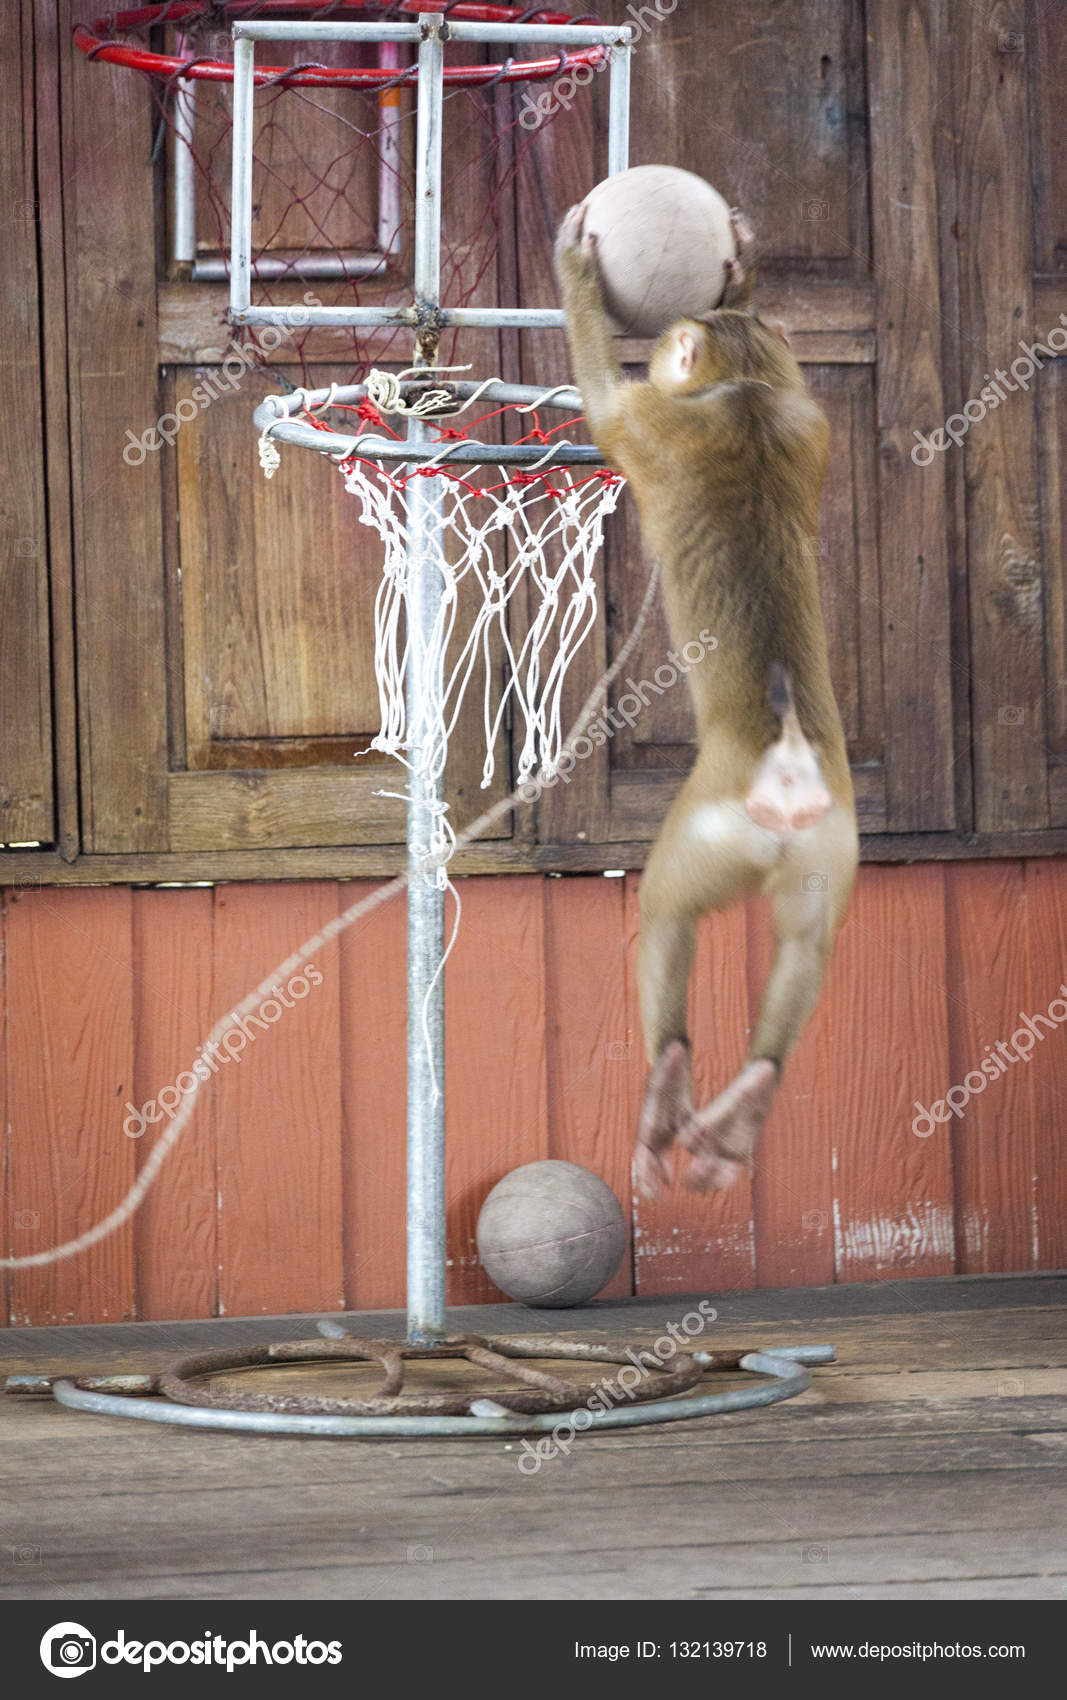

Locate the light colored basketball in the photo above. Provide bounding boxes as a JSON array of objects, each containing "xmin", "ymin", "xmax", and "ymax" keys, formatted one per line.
[
  {"xmin": 579, "ymin": 164, "xmax": 737, "ymax": 338},
  {"xmin": 476, "ymin": 1159, "xmax": 627, "ymax": 1308}
]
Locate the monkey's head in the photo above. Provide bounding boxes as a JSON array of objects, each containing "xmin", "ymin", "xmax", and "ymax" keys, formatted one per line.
[{"xmin": 649, "ymin": 310, "xmax": 803, "ymax": 396}]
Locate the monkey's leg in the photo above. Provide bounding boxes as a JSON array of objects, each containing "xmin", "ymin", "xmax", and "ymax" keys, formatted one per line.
[
  {"xmin": 635, "ymin": 790, "xmax": 772, "ymax": 1197},
  {"xmin": 681, "ymin": 821, "xmax": 855, "ymax": 1191}
]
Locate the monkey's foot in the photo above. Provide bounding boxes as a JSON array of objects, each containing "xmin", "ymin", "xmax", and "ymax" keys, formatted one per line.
[
  {"xmin": 633, "ymin": 1040, "xmax": 693, "ymax": 1200},
  {"xmin": 678, "ymin": 1058, "xmax": 778, "ymax": 1191}
]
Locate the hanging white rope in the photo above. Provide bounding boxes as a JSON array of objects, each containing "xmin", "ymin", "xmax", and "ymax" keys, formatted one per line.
[{"xmin": 341, "ymin": 458, "xmax": 624, "ymax": 796}]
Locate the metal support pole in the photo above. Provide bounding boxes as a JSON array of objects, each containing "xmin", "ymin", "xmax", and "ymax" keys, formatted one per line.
[
  {"xmin": 228, "ymin": 12, "xmax": 635, "ymax": 1351},
  {"xmin": 172, "ymin": 35, "xmax": 196, "ymax": 268},
  {"xmin": 607, "ymin": 39, "xmax": 632, "ymax": 176},
  {"xmin": 230, "ymin": 34, "xmax": 255, "ymax": 318},
  {"xmin": 405, "ymin": 16, "xmax": 447, "ymax": 1346},
  {"xmin": 378, "ymin": 39, "xmax": 403, "ymax": 260}
]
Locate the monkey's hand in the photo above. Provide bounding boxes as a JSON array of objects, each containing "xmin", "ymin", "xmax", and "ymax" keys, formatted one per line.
[
  {"xmin": 678, "ymin": 1058, "xmax": 778, "ymax": 1191},
  {"xmin": 554, "ymin": 200, "xmax": 598, "ymax": 274},
  {"xmin": 634, "ymin": 1039, "xmax": 694, "ymax": 1200},
  {"xmin": 729, "ymin": 205, "xmax": 756, "ymax": 259},
  {"xmin": 553, "ymin": 202, "xmax": 623, "ymax": 439},
  {"xmin": 721, "ymin": 207, "xmax": 757, "ymax": 308}
]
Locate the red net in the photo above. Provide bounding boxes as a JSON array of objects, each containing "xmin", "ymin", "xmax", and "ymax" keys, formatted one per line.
[{"xmin": 77, "ymin": 2, "xmax": 604, "ymax": 383}]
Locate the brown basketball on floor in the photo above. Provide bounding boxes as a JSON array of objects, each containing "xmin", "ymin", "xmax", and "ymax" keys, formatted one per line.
[
  {"xmin": 578, "ymin": 164, "xmax": 738, "ymax": 338},
  {"xmin": 476, "ymin": 1160, "xmax": 627, "ymax": 1307}
]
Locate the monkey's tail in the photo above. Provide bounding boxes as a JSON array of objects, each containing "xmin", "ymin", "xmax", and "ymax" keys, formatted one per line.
[{"xmin": 767, "ymin": 660, "xmax": 796, "ymax": 725}]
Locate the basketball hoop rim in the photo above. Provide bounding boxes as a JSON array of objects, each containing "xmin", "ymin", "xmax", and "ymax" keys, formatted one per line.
[
  {"xmin": 254, "ymin": 380, "xmax": 615, "ymax": 470},
  {"xmin": 75, "ymin": 2, "xmax": 610, "ymax": 90}
]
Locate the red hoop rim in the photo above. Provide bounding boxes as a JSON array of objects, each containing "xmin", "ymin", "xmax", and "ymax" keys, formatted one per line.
[{"xmin": 74, "ymin": 2, "xmax": 609, "ymax": 89}]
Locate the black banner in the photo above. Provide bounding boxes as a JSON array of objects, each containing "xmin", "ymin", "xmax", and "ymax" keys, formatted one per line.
[{"xmin": 2, "ymin": 1600, "xmax": 1060, "ymax": 1690}]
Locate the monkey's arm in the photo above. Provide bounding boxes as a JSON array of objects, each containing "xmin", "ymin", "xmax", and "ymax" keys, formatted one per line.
[{"xmin": 553, "ymin": 204, "xmax": 626, "ymax": 443}]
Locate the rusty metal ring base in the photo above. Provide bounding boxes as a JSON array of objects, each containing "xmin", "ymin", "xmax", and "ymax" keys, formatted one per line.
[
  {"xmin": 158, "ymin": 1332, "xmax": 705, "ymax": 1418},
  {"xmin": 8, "ymin": 1335, "xmax": 836, "ymax": 1438}
]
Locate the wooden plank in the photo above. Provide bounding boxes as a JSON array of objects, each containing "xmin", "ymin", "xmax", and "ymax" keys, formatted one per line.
[
  {"xmin": 954, "ymin": 4, "xmax": 1047, "ymax": 828},
  {"xmin": 158, "ymin": 285, "xmax": 414, "ymax": 367},
  {"xmin": 60, "ymin": 0, "xmax": 169, "ymax": 851},
  {"xmin": 173, "ymin": 361, "xmax": 386, "ymax": 754},
  {"xmin": 167, "ymin": 769, "xmax": 407, "ymax": 850},
  {"xmin": 444, "ymin": 877, "xmax": 549, "ymax": 1305},
  {"xmin": 213, "ymin": 883, "xmax": 344, "ymax": 1316},
  {"xmin": 736, "ymin": 278, "xmax": 875, "ymax": 337},
  {"xmin": 826, "ymin": 865, "xmax": 955, "ymax": 1279},
  {"xmin": 807, "ymin": 367, "xmax": 885, "ymax": 769},
  {"xmin": 867, "ymin": 0, "xmax": 955, "ymax": 830},
  {"xmin": 33, "ymin": 1, "xmax": 78, "ymax": 862},
  {"xmin": 339, "ymin": 880, "xmax": 407, "ymax": 1311},
  {"xmin": 5, "ymin": 887, "xmax": 135, "ymax": 1325},
  {"xmin": 543, "ymin": 875, "xmax": 633, "ymax": 1300},
  {"xmin": 130, "ymin": 889, "xmax": 216, "ymax": 1320},
  {"xmin": 0, "ymin": 894, "xmax": 7, "ymax": 1327},
  {"xmin": 639, "ymin": 0, "xmax": 869, "ymax": 268},
  {"xmin": 4, "ymin": 1277, "xmax": 1063, "ymax": 1361},
  {"xmin": 1039, "ymin": 364, "xmax": 1067, "ymax": 790},
  {"xmin": 1022, "ymin": 859, "xmax": 1067, "ymax": 1270},
  {"xmin": 1031, "ymin": 5, "xmax": 1067, "ymax": 273},
  {"xmin": 748, "ymin": 899, "xmax": 835, "ymax": 1289},
  {"xmin": 626, "ymin": 875, "xmax": 756, "ymax": 1296},
  {"xmin": 14, "ymin": 834, "xmax": 1067, "ymax": 889},
  {"xmin": 163, "ymin": 286, "xmax": 876, "ymax": 369},
  {"xmin": 944, "ymin": 862, "xmax": 1037, "ymax": 1273},
  {"xmin": 932, "ymin": 4, "xmax": 976, "ymax": 841},
  {"xmin": 1034, "ymin": 275, "xmax": 1067, "ymax": 324},
  {"xmin": 0, "ymin": 1, "xmax": 53, "ymax": 845}
]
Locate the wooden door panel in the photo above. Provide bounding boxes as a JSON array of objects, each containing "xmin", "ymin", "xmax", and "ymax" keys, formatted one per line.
[
  {"xmin": 178, "ymin": 55, "xmax": 386, "ymax": 265},
  {"xmin": 634, "ymin": 0, "xmax": 870, "ymax": 268},
  {"xmin": 954, "ymin": 2, "xmax": 1046, "ymax": 831},
  {"xmin": 154, "ymin": 54, "xmax": 515, "ymax": 852},
  {"xmin": 174, "ymin": 363, "xmax": 385, "ymax": 756},
  {"xmin": 0, "ymin": 1, "xmax": 52, "ymax": 846},
  {"xmin": 1032, "ymin": 3, "xmax": 1067, "ymax": 273}
]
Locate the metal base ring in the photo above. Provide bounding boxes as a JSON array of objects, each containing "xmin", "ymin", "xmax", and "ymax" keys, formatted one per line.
[{"xmin": 11, "ymin": 1341, "xmax": 835, "ymax": 1438}]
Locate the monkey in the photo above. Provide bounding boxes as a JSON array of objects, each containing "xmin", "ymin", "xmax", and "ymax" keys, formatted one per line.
[{"xmin": 554, "ymin": 203, "xmax": 858, "ymax": 1199}]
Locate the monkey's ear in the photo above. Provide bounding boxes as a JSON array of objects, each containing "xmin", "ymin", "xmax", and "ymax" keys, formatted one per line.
[
  {"xmin": 676, "ymin": 327, "xmax": 700, "ymax": 378},
  {"xmin": 766, "ymin": 318, "xmax": 791, "ymax": 347}
]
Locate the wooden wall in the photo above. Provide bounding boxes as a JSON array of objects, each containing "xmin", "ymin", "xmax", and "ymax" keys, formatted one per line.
[{"xmin": 3, "ymin": 859, "xmax": 1065, "ymax": 1327}]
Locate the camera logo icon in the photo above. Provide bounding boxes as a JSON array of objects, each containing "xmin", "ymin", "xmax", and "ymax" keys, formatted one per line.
[{"xmin": 40, "ymin": 1623, "xmax": 96, "ymax": 1679}]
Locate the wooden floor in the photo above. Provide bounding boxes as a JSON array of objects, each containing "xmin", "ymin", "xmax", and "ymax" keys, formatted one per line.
[{"xmin": 2, "ymin": 1275, "xmax": 1065, "ymax": 1601}]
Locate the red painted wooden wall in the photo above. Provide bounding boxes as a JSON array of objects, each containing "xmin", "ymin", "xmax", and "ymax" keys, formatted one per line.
[{"xmin": 2, "ymin": 862, "xmax": 1066, "ymax": 1326}]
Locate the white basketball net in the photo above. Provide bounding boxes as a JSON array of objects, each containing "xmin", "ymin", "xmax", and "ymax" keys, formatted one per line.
[{"xmin": 339, "ymin": 455, "xmax": 625, "ymax": 802}]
